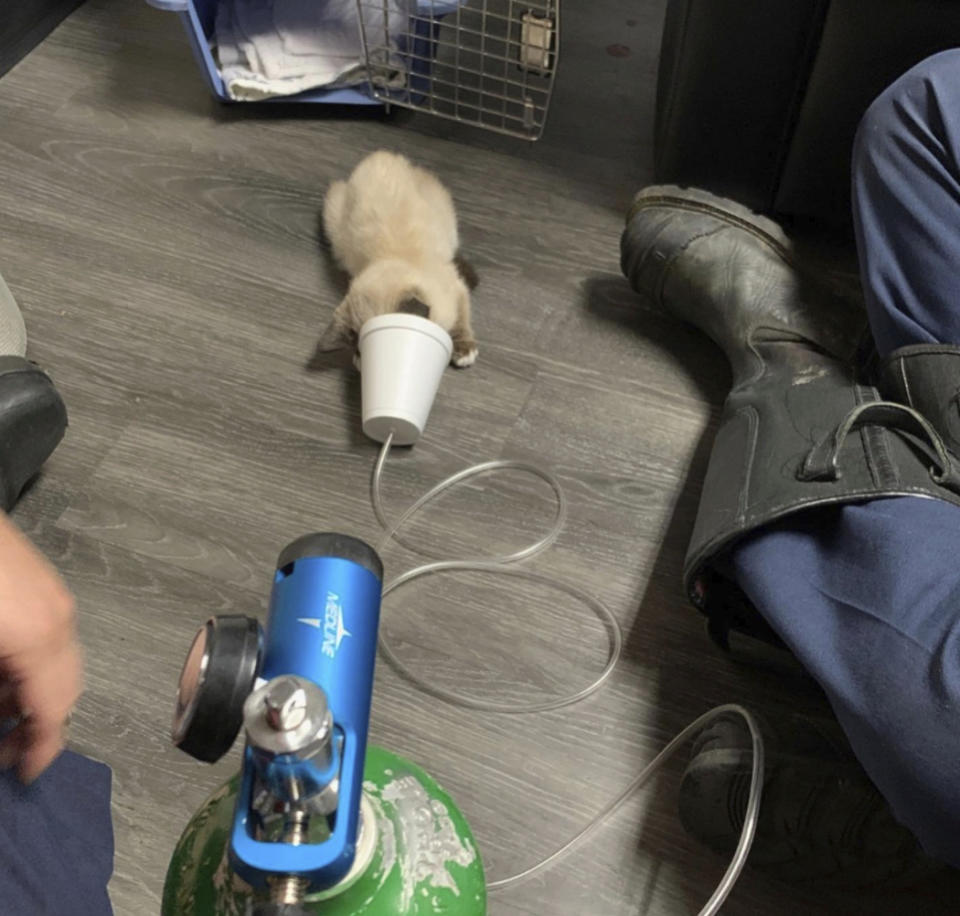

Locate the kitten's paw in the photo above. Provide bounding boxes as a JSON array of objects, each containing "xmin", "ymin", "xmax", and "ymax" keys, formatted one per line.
[
  {"xmin": 352, "ymin": 351, "xmax": 362, "ymax": 371},
  {"xmin": 452, "ymin": 345, "xmax": 478, "ymax": 368}
]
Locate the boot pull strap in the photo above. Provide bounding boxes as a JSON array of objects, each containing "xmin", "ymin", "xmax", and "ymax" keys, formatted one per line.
[{"xmin": 799, "ymin": 401, "xmax": 960, "ymax": 493}]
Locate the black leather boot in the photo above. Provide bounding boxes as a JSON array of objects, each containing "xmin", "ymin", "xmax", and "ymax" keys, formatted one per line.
[
  {"xmin": 621, "ymin": 186, "xmax": 960, "ymax": 886},
  {"xmin": 0, "ymin": 356, "xmax": 67, "ymax": 510},
  {"xmin": 879, "ymin": 344, "xmax": 960, "ymax": 457},
  {"xmin": 620, "ymin": 185, "xmax": 960, "ymax": 647}
]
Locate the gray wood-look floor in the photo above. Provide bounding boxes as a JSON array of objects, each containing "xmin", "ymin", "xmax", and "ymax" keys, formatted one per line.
[{"xmin": 0, "ymin": 2, "xmax": 956, "ymax": 914}]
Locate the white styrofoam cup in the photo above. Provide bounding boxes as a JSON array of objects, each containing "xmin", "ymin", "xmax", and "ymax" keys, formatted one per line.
[{"xmin": 359, "ymin": 313, "xmax": 452, "ymax": 446}]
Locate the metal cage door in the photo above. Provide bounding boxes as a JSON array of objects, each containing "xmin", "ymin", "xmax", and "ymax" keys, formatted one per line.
[{"xmin": 356, "ymin": 0, "xmax": 559, "ymax": 140}]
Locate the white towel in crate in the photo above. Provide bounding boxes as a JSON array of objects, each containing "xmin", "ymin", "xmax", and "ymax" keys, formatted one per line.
[{"xmin": 216, "ymin": 0, "xmax": 410, "ymax": 101}]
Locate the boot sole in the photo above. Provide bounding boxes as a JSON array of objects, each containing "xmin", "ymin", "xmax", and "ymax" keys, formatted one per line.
[{"xmin": 626, "ymin": 185, "xmax": 794, "ymax": 266}]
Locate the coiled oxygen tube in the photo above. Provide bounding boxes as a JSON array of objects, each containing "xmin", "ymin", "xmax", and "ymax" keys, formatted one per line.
[{"xmin": 370, "ymin": 432, "xmax": 764, "ymax": 916}]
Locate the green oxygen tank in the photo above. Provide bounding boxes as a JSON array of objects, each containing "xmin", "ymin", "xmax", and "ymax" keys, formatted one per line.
[{"xmin": 163, "ymin": 745, "xmax": 486, "ymax": 916}]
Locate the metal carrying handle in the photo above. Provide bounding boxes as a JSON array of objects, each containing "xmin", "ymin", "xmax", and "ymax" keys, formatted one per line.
[{"xmin": 799, "ymin": 400, "xmax": 960, "ymax": 493}]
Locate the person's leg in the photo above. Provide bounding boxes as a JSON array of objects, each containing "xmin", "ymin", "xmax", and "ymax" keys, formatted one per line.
[
  {"xmin": 621, "ymin": 48, "xmax": 960, "ymax": 881},
  {"xmin": 0, "ymin": 272, "xmax": 27, "ymax": 358},
  {"xmin": 730, "ymin": 500, "xmax": 960, "ymax": 868},
  {"xmin": 730, "ymin": 49, "xmax": 960, "ymax": 868},
  {"xmin": 851, "ymin": 49, "xmax": 960, "ymax": 356},
  {"xmin": 0, "ymin": 734, "xmax": 114, "ymax": 915},
  {"xmin": 0, "ymin": 277, "xmax": 110, "ymax": 910}
]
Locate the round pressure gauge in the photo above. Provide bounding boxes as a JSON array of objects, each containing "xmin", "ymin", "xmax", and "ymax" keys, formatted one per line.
[{"xmin": 172, "ymin": 615, "xmax": 262, "ymax": 763}]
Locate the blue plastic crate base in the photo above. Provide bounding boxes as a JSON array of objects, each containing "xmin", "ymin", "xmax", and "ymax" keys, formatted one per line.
[{"xmin": 147, "ymin": 0, "xmax": 459, "ymax": 106}]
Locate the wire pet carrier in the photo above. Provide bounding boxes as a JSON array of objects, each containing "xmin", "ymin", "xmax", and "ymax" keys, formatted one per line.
[{"xmin": 359, "ymin": 0, "xmax": 560, "ymax": 140}]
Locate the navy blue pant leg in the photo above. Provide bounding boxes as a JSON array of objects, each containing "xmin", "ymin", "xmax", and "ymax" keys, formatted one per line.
[
  {"xmin": 729, "ymin": 49, "xmax": 960, "ymax": 868},
  {"xmin": 0, "ymin": 744, "xmax": 114, "ymax": 913},
  {"xmin": 852, "ymin": 49, "xmax": 960, "ymax": 355}
]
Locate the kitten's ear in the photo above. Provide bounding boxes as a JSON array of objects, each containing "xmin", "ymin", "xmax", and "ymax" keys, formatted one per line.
[
  {"xmin": 396, "ymin": 296, "xmax": 430, "ymax": 319},
  {"xmin": 453, "ymin": 252, "xmax": 479, "ymax": 291},
  {"xmin": 316, "ymin": 301, "xmax": 356, "ymax": 352}
]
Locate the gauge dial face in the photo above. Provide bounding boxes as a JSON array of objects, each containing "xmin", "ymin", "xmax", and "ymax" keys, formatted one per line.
[{"xmin": 172, "ymin": 622, "xmax": 210, "ymax": 745}]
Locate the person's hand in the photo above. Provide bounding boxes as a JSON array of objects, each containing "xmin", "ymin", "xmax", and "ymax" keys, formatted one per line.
[{"xmin": 0, "ymin": 513, "xmax": 82, "ymax": 782}]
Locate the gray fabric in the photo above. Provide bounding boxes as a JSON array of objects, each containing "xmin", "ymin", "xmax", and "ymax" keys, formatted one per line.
[{"xmin": 0, "ymin": 272, "xmax": 27, "ymax": 358}]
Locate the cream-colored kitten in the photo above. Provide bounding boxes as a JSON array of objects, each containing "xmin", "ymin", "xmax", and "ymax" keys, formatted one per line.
[{"xmin": 322, "ymin": 150, "xmax": 478, "ymax": 367}]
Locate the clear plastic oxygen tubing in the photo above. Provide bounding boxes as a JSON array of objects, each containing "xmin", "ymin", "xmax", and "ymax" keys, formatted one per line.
[{"xmin": 371, "ymin": 431, "xmax": 764, "ymax": 916}]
